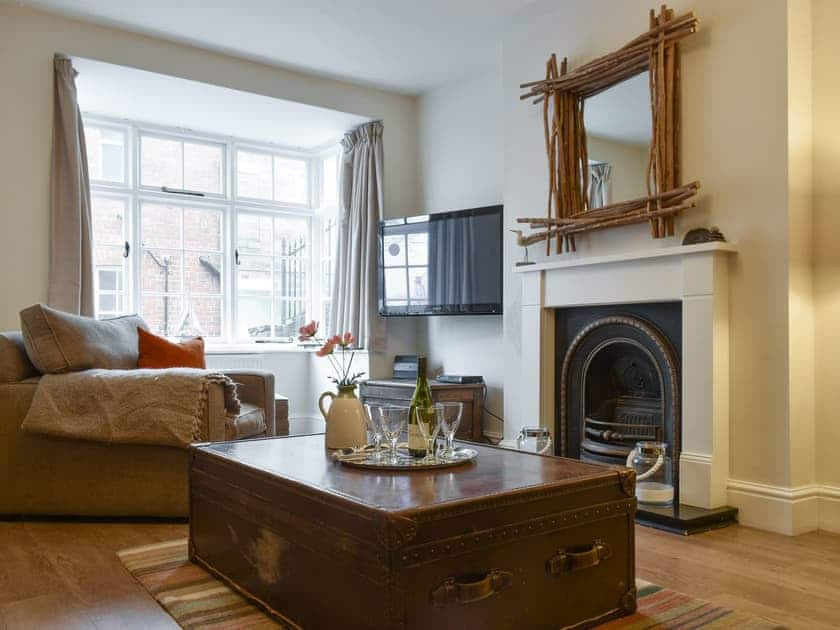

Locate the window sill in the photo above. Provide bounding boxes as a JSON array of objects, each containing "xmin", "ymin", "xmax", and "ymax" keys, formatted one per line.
[
  {"xmin": 205, "ymin": 343, "xmax": 369, "ymax": 356},
  {"xmin": 206, "ymin": 343, "xmax": 309, "ymax": 355}
]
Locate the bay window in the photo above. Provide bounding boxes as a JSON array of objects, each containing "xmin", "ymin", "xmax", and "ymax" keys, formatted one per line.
[{"xmin": 85, "ymin": 117, "xmax": 340, "ymax": 344}]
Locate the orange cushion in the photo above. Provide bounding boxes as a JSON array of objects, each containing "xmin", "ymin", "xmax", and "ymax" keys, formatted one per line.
[{"xmin": 137, "ymin": 327, "xmax": 206, "ymax": 369}]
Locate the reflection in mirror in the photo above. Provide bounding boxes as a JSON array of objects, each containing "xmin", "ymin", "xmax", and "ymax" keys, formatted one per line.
[
  {"xmin": 584, "ymin": 72, "xmax": 652, "ymax": 209},
  {"xmin": 379, "ymin": 210, "xmax": 502, "ymax": 315}
]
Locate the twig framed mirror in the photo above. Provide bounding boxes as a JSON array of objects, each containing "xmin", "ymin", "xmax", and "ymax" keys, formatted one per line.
[{"xmin": 517, "ymin": 5, "xmax": 700, "ymax": 255}]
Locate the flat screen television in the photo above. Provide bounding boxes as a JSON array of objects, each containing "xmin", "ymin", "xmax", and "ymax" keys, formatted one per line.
[{"xmin": 378, "ymin": 205, "xmax": 503, "ymax": 316}]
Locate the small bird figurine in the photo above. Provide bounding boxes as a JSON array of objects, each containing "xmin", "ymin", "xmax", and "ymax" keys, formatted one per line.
[{"xmin": 510, "ymin": 229, "xmax": 535, "ymax": 266}]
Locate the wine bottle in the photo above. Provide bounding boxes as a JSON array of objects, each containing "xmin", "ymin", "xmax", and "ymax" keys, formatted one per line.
[{"xmin": 408, "ymin": 356, "xmax": 433, "ymax": 458}]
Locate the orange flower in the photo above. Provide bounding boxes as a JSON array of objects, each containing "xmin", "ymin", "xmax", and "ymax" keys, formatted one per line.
[
  {"xmin": 315, "ymin": 340, "xmax": 335, "ymax": 357},
  {"xmin": 298, "ymin": 320, "xmax": 319, "ymax": 341},
  {"xmin": 329, "ymin": 334, "xmax": 342, "ymax": 345},
  {"xmin": 341, "ymin": 332, "xmax": 355, "ymax": 346}
]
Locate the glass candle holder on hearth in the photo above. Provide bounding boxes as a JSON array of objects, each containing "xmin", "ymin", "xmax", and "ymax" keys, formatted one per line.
[
  {"xmin": 626, "ymin": 441, "xmax": 674, "ymax": 506},
  {"xmin": 515, "ymin": 426, "xmax": 553, "ymax": 455}
]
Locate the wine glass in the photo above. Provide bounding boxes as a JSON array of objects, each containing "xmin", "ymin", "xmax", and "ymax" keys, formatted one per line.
[
  {"xmin": 438, "ymin": 402, "xmax": 463, "ymax": 458},
  {"xmin": 416, "ymin": 404, "xmax": 444, "ymax": 463},
  {"xmin": 364, "ymin": 404, "xmax": 385, "ymax": 460},
  {"xmin": 380, "ymin": 405, "xmax": 409, "ymax": 464}
]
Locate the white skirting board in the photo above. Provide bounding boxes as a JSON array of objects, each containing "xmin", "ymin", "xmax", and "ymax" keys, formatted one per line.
[{"xmin": 727, "ymin": 479, "xmax": 840, "ymax": 535}]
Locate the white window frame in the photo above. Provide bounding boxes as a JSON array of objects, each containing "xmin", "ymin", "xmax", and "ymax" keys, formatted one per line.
[
  {"xmin": 137, "ymin": 130, "xmax": 229, "ymax": 199},
  {"xmin": 85, "ymin": 114, "xmax": 341, "ymax": 345}
]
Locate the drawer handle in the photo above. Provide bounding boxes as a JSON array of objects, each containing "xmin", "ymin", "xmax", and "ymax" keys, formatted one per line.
[
  {"xmin": 430, "ymin": 569, "xmax": 513, "ymax": 607},
  {"xmin": 546, "ymin": 540, "xmax": 612, "ymax": 575}
]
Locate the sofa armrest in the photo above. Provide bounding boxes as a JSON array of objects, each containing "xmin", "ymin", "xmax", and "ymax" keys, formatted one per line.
[{"xmin": 222, "ymin": 370, "xmax": 276, "ymax": 436}]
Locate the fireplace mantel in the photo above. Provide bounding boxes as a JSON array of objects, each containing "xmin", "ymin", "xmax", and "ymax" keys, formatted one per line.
[
  {"xmin": 510, "ymin": 242, "xmax": 737, "ymax": 510},
  {"xmin": 514, "ymin": 242, "xmax": 737, "ymax": 274}
]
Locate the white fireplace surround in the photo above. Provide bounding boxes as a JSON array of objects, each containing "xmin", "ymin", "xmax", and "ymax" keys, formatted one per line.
[{"xmin": 508, "ymin": 242, "xmax": 737, "ymax": 510}]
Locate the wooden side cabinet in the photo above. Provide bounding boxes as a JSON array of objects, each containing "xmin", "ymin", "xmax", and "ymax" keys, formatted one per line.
[{"xmin": 359, "ymin": 379, "xmax": 485, "ymax": 442}]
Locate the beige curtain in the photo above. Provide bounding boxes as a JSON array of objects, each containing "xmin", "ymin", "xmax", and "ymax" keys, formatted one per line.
[
  {"xmin": 330, "ymin": 121, "xmax": 386, "ymax": 351},
  {"xmin": 48, "ymin": 54, "xmax": 94, "ymax": 317}
]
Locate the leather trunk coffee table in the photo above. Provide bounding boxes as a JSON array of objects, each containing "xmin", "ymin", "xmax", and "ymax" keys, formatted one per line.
[{"xmin": 189, "ymin": 435, "xmax": 636, "ymax": 629}]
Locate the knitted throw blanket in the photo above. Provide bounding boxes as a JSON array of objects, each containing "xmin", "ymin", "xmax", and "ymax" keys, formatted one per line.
[{"xmin": 21, "ymin": 368, "xmax": 240, "ymax": 448}]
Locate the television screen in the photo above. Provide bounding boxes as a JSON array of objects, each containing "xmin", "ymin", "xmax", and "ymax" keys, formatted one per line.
[{"xmin": 378, "ymin": 205, "xmax": 503, "ymax": 316}]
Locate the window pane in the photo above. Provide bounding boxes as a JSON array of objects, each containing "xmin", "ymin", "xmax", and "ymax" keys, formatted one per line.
[
  {"xmin": 274, "ymin": 216, "xmax": 308, "ymax": 257},
  {"xmin": 383, "ymin": 234, "xmax": 406, "ymax": 267},
  {"xmin": 184, "ymin": 207, "xmax": 222, "ymax": 251},
  {"xmin": 142, "ymin": 249, "xmax": 182, "ymax": 293},
  {"xmin": 274, "ymin": 157, "xmax": 308, "ymax": 204},
  {"xmin": 141, "ymin": 136, "xmax": 183, "ymax": 188},
  {"xmin": 275, "ymin": 298, "xmax": 306, "ymax": 338},
  {"xmin": 141, "ymin": 203, "xmax": 182, "ymax": 249},
  {"xmin": 237, "ymin": 151, "xmax": 272, "ymax": 200},
  {"xmin": 274, "ymin": 255, "xmax": 307, "ymax": 299},
  {"xmin": 321, "ymin": 154, "xmax": 338, "ymax": 206},
  {"xmin": 92, "ymin": 196, "xmax": 126, "ymax": 246},
  {"xmin": 184, "ymin": 142, "xmax": 223, "ymax": 194},
  {"xmin": 99, "ymin": 293, "xmax": 117, "ymax": 312},
  {"xmin": 237, "ymin": 213, "xmax": 273, "ymax": 255},
  {"xmin": 142, "ymin": 295, "xmax": 182, "ymax": 337},
  {"xmin": 185, "ymin": 252, "xmax": 222, "ymax": 294},
  {"xmin": 384, "ymin": 268, "xmax": 407, "ymax": 300},
  {"xmin": 191, "ymin": 295, "xmax": 222, "ymax": 337},
  {"xmin": 237, "ymin": 255, "xmax": 272, "ymax": 294},
  {"xmin": 98, "ymin": 269, "xmax": 119, "ymax": 291},
  {"xmin": 86, "ymin": 125, "xmax": 126, "ymax": 183},
  {"xmin": 408, "ymin": 268, "xmax": 428, "ymax": 303},
  {"xmin": 407, "ymin": 233, "xmax": 428, "ymax": 266},
  {"xmin": 238, "ymin": 296, "xmax": 272, "ymax": 338}
]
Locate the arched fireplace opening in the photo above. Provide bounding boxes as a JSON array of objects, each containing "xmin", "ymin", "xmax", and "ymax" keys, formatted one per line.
[
  {"xmin": 582, "ymin": 340, "xmax": 664, "ymax": 465},
  {"xmin": 557, "ymin": 305, "xmax": 681, "ymax": 498}
]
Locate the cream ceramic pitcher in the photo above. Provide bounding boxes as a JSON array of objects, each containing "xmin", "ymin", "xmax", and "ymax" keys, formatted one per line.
[{"xmin": 318, "ymin": 385, "xmax": 368, "ymax": 449}]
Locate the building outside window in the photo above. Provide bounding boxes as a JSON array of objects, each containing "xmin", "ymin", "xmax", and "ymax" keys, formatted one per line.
[{"xmin": 85, "ymin": 118, "xmax": 340, "ymax": 344}]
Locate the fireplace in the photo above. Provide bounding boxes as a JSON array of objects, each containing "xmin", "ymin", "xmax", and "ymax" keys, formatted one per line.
[
  {"xmin": 556, "ymin": 303, "xmax": 682, "ymax": 496},
  {"xmin": 510, "ymin": 243, "xmax": 738, "ymax": 532}
]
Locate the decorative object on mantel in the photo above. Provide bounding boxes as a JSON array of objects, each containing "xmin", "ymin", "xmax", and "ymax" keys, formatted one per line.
[
  {"xmin": 682, "ymin": 226, "xmax": 726, "ymax": 245},
  {"xmin": 517, "ymin": 5, "xmax": 701, "ymax": 254},
  {"xmin": 510, "ymin": 229, "xmax": 536, "ymax": 266},
  {"xmin": 316, "ymin": 332, "xmax": 368, "ymax": 448}
]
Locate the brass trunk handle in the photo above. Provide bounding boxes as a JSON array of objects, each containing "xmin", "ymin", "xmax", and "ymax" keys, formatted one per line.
[
  {"xmin": 430, "ymin": 569, "xmax": 513, "ymax": 607},
  {"xmin": 547, "ymin": 540, "xmax": 612, "ymax": 575}
]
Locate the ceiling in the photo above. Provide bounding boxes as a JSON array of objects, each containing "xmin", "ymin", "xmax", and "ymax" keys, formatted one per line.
[
  {"xmin": 74, "ymin": 58, "xmax": 370, "ymax": 148},
  {"xmin": 20, "ymin": 0, "xmax": 535, "ymax": 94}
]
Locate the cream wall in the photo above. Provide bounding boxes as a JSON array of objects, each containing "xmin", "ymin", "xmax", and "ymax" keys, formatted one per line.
[
  {"xmin": 814, "ymin": 0, "xmax": 840, "ymax": 512},
  {"xmin": 0, "ymin": 5, "xmax": 419, "ymax": 377},
  {"xmin": 417, "ymin": 67, "xmax": 504, "ymax": 437},
  {"xmin": 586, "ymin": 135, "xmax": 648, "ymax": 204}
]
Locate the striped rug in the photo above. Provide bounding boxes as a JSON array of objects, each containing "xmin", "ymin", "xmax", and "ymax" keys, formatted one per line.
[{"xmin": 118, "ymin": 539, "xmax": 785, "ymax": 629}]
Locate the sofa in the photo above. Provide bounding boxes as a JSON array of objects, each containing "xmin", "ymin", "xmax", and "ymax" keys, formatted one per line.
[{"xmin": 0, "ymin": 330, "xmax": 275, "ymax": 517}]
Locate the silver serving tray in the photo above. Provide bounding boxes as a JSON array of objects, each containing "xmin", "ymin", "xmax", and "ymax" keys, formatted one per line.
[{"xmin": 333, "ymin": 445, "xmax": 478, "ymax": 470}]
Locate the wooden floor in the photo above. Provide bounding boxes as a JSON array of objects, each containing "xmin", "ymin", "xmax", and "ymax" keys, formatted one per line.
[{"xmin": 0, "ymin": 521, "xmax": 838, "ymax": 629}]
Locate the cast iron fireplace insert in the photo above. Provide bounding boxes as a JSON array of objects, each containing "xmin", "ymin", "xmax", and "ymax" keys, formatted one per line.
[{"xmin": 556, "ymin": 302, "xmax": 681, "ymax": 473}]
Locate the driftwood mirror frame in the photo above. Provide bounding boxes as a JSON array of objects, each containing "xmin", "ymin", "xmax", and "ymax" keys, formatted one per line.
[{"xmin": 517, "ymin": 5, "xmax": 700, "ymax": 255}]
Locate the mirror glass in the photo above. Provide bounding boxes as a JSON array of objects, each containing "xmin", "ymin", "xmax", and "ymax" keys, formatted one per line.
[{"xmin": 583, "ymin": 72, "xmax": 652, "ymax": 209}]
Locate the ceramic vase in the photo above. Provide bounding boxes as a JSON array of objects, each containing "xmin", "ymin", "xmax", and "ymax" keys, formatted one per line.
[{"xmin": 318, "ymin": 384, "xmax": 367, "ymax": 449}]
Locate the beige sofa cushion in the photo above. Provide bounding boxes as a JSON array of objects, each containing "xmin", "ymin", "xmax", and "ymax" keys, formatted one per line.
[
  {"xmin": 0, "ymin": 332, "xmax": 39, "ymax": 383},
  {"xmin": 20, "ymin": 304, "xmax": 147, "ymax": 374}
]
